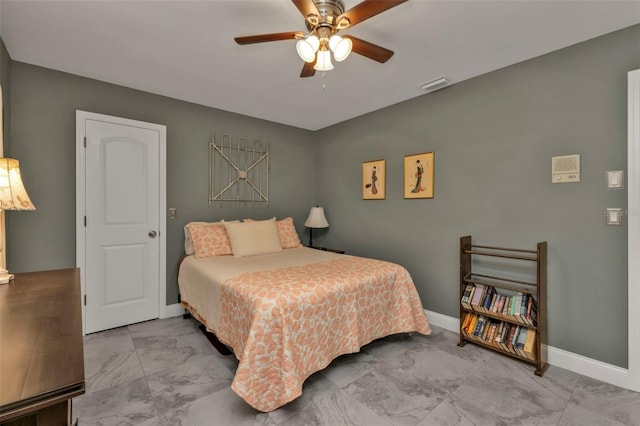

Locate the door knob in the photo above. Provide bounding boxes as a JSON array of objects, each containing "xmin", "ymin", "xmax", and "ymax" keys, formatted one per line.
[{"xmin": 149, "ymin": 231, "xmax": 157, "ymax": 238}]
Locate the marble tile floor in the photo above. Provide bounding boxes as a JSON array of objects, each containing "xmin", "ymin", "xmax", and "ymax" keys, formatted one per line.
[{"xmin": 74, "ymin": 317, "xmax": 640, "ymax": 426}]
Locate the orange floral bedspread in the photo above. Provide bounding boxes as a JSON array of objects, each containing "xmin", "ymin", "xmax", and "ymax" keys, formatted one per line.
[{"xmin": 214, "ymin": 255, "xmax": 431, "ymax": 412}]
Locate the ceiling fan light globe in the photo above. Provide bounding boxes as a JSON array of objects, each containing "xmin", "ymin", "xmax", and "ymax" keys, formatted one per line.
[
  {"xmin": 296, "ymin": 39, "xmax": 317, "ymax": 63},
  {"xmin": 306, "ymin": 35, "xmax": 320, "ymax": 51},
  {"xmin": 314, "ymin": 50, "xmax": 334, "ymax": 71},
  {"xmin": 328, "ymin": 35, "xmax": 342, "ymax": 52},
  {"xmin": 332, "ymin": 37, "xmax": 352, "ymax": 62}
]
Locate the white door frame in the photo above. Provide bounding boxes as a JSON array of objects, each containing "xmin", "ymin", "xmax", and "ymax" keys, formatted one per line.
[
  {"xmin": 76, "ymin": 110, "xmax": 167, "ymax": 335},
  {"xmin": 628, "ymin": 70, "xmax": 640, "ymax": 392}
]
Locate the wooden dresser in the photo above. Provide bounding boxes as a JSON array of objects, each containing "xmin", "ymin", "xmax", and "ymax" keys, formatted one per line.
[{"xmin": 0, "ymin": 268, "xmax": 85, "ymax": 425}]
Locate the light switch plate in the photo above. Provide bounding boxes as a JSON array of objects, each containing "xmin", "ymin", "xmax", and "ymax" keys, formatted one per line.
[
  {"xmin": 607, "ymin": 170, "xmax": 624, "ymax": 189},
  {"xmin": 168, "ymin": 208, "xmax": 177, "ymax": 220},
  {"xmin": 606, "ymin": 208, "xmax": 623, "ymax": 225}
]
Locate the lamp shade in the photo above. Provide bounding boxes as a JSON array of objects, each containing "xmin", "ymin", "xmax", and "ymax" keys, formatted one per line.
[
  {"xmin": 314, "ymin": 49, "xmax": 334, "ymax": 71},
  {"xmin": 0, "ymin": 158, "xmax": 35, "ymax": 211},
  {"xmin": 329, "ymin": 35, "xmax": 352, "ymax": 62},
  {"xmin": 304, "ymin": 206, "xmax": 329, "ymax": 229},
  {"xmin": 296, "ymin": 35, "xmax": 319, "ymax": 63}
]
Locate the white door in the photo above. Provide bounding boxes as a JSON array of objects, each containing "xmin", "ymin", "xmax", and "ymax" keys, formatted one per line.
[{"xmin": 80, "ymin": 113, "xmax": 164, "ymax": 333}]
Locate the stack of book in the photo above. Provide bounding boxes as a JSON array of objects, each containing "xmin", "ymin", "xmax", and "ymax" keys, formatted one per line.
[
  {"xmin": 461, "ymin": 283, "xmax": 537, "ymax": 326},
  {"xmin": 460, "ymin": 311, "xmax": 536, "ymax": 360}
]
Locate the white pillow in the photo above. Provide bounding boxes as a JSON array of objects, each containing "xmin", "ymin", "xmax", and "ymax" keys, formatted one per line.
[
  {"xmin": 224, "ymin": 219, "xmax": 283, "ymax": 257},
  {"xmin": 184, "ymin": 220, "xmax": 238, "ymax": 255}
]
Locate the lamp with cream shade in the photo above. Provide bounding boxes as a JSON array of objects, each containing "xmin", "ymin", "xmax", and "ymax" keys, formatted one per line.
[
  {"xmin": 304, "ymin": 206, "xmax": 329, "ymax": 248},
  {"xmin": 0, "ymin": 158, "xmax": 35, "ymax": 284}
]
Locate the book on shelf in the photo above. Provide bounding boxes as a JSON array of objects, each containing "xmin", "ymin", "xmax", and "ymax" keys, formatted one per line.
[
  {"xmin": 467, "ymin": 314, "xmax": 478, "ymax": 334},
  {"xmin": 488, "ymin": 321, "xmax": 498, "ymax": 342},
  {"xmin": 494, "ymin": 322, "xmax": 505, "ymax": 349},
  {"xmin": 525, "ymin": 295, "xmax": 533, "ymax": 324},
  {"xmin": 495, "ymin": 295, "xmax": 506, "ymax": 314},
  {"xmin": 516, "ymin": 327, "xmax": 528, "ymax": 357},
  {"xmin": 488, "ymin": 292, "xmax": 498, "ymax": 313},
  {"xmin": 483, "ymin": 287, "xmax": 496, "ymax": 313},
  {"xmin": 487, "ymin": 321, "xmax": 498, "ymax": 342},
  {"xmin": 461, "ymin": 312, "xmax": 471, "ymax": 331},
  {"xmin": 524, "ymin": 328, "xmax": 536, "ymax": 360},
  {"xmin": 479, "ymin": 317, "xmax": 489, "ymax": 337},
  {"xmin": 526, "ymin": 296, "xmax": 538, "ymax": 326},
  {"xmin": 507, "ymin": 324, "xmax": 518, "ymax": 354},
  {"xmin": 461, "ymin": 283, "xmax": 474, "ymax": 309},
  {"xmin": 473, "ymin": 315, "xmax": 482, "ymax": 335},
  {"xmin": 470, "ymin": 284, "xmax": 486, "ymax": 309},
  {"xmin": 512, "ymin": 293, "xmax": 521, "ymax": 318},
  {"xmin": 528, "ymin": 301, "xmax": 538, "ymax": 326},
  {"xmin": 473, "ymin": 315, "xmax": 485, "ymax": 336},
  {"xmin": 503, "ymin": 297, "xmax": 512, "ymax": 316},
  {"xmin": 519, "ymin": 294, "xmax": 529, "ymax": 323},
  {"xmin": 499, "ymin": 323, "xmax": 512, "ymax": 352},
  {"xmin": 461, "ymin": 312, "xmax": 471, "ymax": 333},
  {"xmin": 478, "ymin": 287, "xmax": 489, "ymax": 313}
]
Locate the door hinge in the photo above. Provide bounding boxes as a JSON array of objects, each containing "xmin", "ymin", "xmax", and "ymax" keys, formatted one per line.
[
  {"xmin": 84, "ymin": 294, "xmax": 87, "ymax": 306},
  {"xmin": 84, "ymin": 136, "xmax": 87, "ymax": 148},
  {"xmin": 84, "ymin": 216, "xmax": 87, "ymax": 227}
]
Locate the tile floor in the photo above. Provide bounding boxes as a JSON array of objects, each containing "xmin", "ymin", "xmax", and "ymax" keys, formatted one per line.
[{"xmin": 74, "ymin": 317, "xmax": 640, "ymax": 425}]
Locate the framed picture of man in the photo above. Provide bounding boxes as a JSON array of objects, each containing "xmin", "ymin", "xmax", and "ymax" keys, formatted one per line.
[
  {"xmin": 403, "ymin": 152, "xmax": 434, "ymax": 199},
  {"xmin": 362, "ymin": 159, "xmax": 385, "ymax": 200}
]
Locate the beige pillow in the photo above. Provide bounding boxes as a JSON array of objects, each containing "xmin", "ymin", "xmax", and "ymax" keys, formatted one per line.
[
  {"xmin": 244, "ymin": 217, "xmax": 303, "ymax": 249},
  {"xmin": 224, "ymin": 219, "xmax": 283, "ymax": 257}
]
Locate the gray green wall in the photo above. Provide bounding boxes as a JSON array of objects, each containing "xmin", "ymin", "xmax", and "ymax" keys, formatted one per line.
[
  {"xmin": 5, "ymin": 61, "xmax": 317, "ymax": 304},
  {"xmin": 314, "ymin": 24, "xmax": 639, "ymax": 368},
  {"xmin": 2, "ymin": 24, "xmax": 638, "ymax": 368},
  {"xmin": 1, "ymin": 39, "xmax": 10, "ymax": 149}
]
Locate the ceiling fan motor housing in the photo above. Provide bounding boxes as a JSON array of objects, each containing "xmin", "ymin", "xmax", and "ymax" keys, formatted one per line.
[{"xmin": 305, "ymin": 0, "xmax": 346, "ymax": 31}]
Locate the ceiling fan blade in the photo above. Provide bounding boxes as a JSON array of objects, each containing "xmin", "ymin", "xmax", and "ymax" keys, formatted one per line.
[
  {"xmin": 292, "ymin": 0, "xmax": 320, "ymax": 20},
  {"xmin": 337, "ymin": 0, "xmax": 408, "ymax": 28},
  {"xmin": 300, "ymin": 61, "xmax": 316, "ymax": 78},
  {"xmin": 235, "ymin": 31, "xmax": 305, "ymax": 45},
  {"xmin": 344, "ymin": 35, "xmax": 394, "ymax": 63}
]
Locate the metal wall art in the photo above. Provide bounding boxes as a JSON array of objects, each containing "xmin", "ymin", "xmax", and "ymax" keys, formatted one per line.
[{"xmin": 209, "ymin": 133, "xmax": 269, "ymax": 207}]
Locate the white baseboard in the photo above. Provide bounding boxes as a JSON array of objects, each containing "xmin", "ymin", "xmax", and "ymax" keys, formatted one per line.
[
  {"xmin": 162, "ymin": 303, "xmax": 186, "ymax": 319},
  {"xmin": 425, "ymin": 309, "xmax": 630, "ymax": 390},
  {"xmin": 546, "ymin": 345, "xmax": 629, "ymax": 389},
  {"xmin": 425, "ymin": 309, "xmax": 460, "ymax": 333}
]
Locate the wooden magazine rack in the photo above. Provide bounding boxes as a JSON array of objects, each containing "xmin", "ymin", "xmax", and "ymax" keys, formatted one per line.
[{"xmin": 458, "ymin": 235, "xmax": 549, "ymax": 376}]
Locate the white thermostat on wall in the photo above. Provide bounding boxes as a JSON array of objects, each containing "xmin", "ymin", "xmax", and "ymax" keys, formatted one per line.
[{"xmin": 552, "ymin": 154, "xmax": 580, "ymax": 183}]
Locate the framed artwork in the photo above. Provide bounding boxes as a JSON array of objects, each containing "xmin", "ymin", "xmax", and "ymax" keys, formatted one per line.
[
  {"xmin": 404, "ymin": 152, "xmax": 434, "ymax": 199},
  {"xmin": 362, "ymin": 159, "xmax": 385, "ymax": 200}
]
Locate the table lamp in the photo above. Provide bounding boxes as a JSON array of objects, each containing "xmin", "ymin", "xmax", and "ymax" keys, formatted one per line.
[
  {"xmin": 0, "ymin": 158, "xmax": 35, "ymax": 284},
  {"xmin": 304, "ymin": 206, "xmax": 329, "ymax": 248}
]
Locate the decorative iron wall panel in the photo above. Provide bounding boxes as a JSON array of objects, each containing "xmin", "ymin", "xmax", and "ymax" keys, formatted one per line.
[{"xmin": 209, "ymin": 133, "xmax": 269, "ymax": 207}]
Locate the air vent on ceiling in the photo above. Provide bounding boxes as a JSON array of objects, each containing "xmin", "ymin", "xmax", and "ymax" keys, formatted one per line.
[{"xmin": 418, "ymin": 76, "xmax": 451, "ymax": 93}]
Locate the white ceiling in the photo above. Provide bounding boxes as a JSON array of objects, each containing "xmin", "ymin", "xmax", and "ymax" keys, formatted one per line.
[{"xmin": 1, "ymin": 0, "xmax": 639, "ymax": 131}]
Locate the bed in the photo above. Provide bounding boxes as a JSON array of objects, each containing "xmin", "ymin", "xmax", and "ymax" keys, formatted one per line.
[{"xmin": 177, "ymin": 218, "xmax": 431, "ymax": 412}]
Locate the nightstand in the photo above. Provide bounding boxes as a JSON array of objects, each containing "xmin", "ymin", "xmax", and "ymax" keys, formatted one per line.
[
  {"xmin": 309, "ymin": 246, "xmax": 346, "ymax": 254},
  {"xmin": 0, "ymin": 268, "xmax": 85, "ymax": 425}
]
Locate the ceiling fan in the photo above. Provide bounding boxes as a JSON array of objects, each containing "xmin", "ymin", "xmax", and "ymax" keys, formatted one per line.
[{"xmin": 234, "ymin": 0, "xmax": 408, "ymax": 77}]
